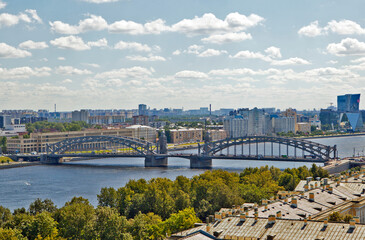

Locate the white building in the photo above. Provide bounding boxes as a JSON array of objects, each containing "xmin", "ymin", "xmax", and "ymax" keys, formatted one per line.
[
  {"xmin": 223, "ymin": 117, "xmax": 248, "ymax": 138},
  {"xmin": 272, "ymin": 116, "xmax": 295, "ymax": 133},
  {"xmin": 248, "ymin": 108, "xmax": 271, "ymax": 136}
]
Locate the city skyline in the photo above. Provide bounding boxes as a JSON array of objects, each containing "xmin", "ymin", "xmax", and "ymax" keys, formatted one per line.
[{"xmin": 1, "ymin": 0, "xmax": 365, "ymax": 110}]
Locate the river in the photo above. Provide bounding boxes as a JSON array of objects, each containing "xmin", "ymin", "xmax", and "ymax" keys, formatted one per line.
[{"xmin": 1, "ymin": 135, "xmax": 364, "ymax": 211}]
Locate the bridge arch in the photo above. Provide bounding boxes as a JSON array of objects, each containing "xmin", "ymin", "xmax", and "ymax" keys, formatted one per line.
[
  {"xmin": 46, "ymin": 135, "xmax": 156, "ymax": 155},
  {"xmin": 200, "ymin": 136, "xmax": 336, "ymax": 160}
]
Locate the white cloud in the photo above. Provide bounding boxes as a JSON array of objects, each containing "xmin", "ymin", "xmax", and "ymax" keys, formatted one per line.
[
  {"xmin": 172, "ymin": 12, "xmax": 264, "ymax": 36},
  {"xmin": 58, "ymin": 57, "xmax": 66, "ymax": 61},
  {"xmin": 19, "ymin": 40, "xmax": 49, "ymax": 49},
  {"xmin": 82, "ymin": 63, "xmax": 100, "ymax": 68},
  {"xmin": 50, "ymin": 15, "xmax": 108, "ymax": 34},
  {"xmin": 327, "ymin": 20, "xmax": 365, "ymax": 35},
  {"xmin": 0, "ymin": 9, "xmax": 42, "ymax": 28},
  {"xmin": 0, "ymin": 1, "xmax": 6, "ymax": 9},
  {"xmin": 81, "ymin": 0, "xmax": 119, "ymax": 3},
  {"xmin": 55, "ymin": 66, "xmax": 93, "ymax": 75},
  {"xmin": 172, "ymin": 50, "xmax": 181, "ymax": 56},
  {"xmin": 271, "ymin": 57, "xmax": 311, "ymax": 66},
  {"xmin": 230, "ymin": 50, "xmax": 270, "ymax": 61},
  {"xmin": 265, "ymin": 46, "xmax": 282, "ymax": 58},
  {"xmin": 25, "ymin": 9, "xmax": 42, "ymax": 24},
  {"xmin": 351, "ymin": 57, "xmax": 365, "ymax": 63},
  {"xmin": 0, "ymin": 43, "xmax": 32, "ymax": 58},
  {"xmin": 87, "ymin": 38, "xmax": 108, "ymax": 47},
  {"xmin": 175, "ymin": 70, "xmax": 209, "ymax": 79},
  {"xmin": 62, "ymin": 79, "xmax": 73, "ymax": 83},
  {"xmin": 114, "ymin": 41, "xmax": 151, "ymax": 52},
  {"xmin": 185, "ymin": 45, "xmax": 204, "ymax": 54},
  {"xmin": 299, "ymin": 20, "xmax": 365, "ymax": 37},
  {"xmin": 108, "ymin": 19, "xmax": 171, "ymax": 35},
  {"xmin": 327, "ymin": 38, "xmax": 365, "ymax": 56},
  {"xmin": 298, "ymin": 21, "xmax": 323, "ymax": 37},
  {"xmin": 201, "ymin": 32, "xmax": 252, "ymax": 44},
  {"xmin": 198, "ymin": 49, "xmax": 227, "ymax": 57},
  {"xmin": 50, "ymin": 35, "xmax": 91, "ymax": 51},
  {"xmin": 0, "ymin": 66, "xmax": 51, "ymax": 79},
  {"xmin": 95, "ymin": 66, "xmax": 153, "ymax": 79},
  {"xmin": 126, "ymin": 55, "xmax": 166, "ymax": 61}
]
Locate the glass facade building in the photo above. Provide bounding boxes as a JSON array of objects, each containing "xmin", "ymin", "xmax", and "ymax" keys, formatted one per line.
[{"xmin": 337, "ymin": 94, "xmax": 360, "ymax": 112}]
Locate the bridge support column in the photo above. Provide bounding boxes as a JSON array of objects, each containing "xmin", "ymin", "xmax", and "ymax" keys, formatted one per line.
[
  {"xmin": 145, "ymin": 155, "xmax": 168, "ymax": 167},
  {"xmin": 190, "ymin": 156, "xmax": 212, "ymax": 169},
  {"xmin": 40, "ymin": 155, "xmax": 62, "ymax": 164}
]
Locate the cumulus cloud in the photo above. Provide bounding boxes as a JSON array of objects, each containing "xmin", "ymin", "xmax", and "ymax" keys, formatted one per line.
[
  {"xmin": 55, "ymin": 66, "xmax": 93, "ymax": 75},
  {"xmin": 62, "ymin": 79, "xmax": 73, "ymax": 83},
  {"xmin": 201, "ymin": 32, "xmax": 252, "ymax": 44},
  {"xmin": 298, "ymin": 21, "xmax": 323, "ymax": 37},
  {"xmin": 198, "ymin": 49, "xmax": 227, "ymax": 57},
  {"xmin": 87, "ymin": 38, "xmax": 108, "ymax": 47},
  {"xmin": 58, "ymin": 57, "xmax": 66, "ymax": 61},
  {"xmin": 50, "ymin": 15, "xmax": 108, "ymax": 34},
  {"xmin": 50, "ymin": 12, "xmax": 263, "ymax": 37},
  {"xmin": 126, "ymin": 55, "xmax": 166, "ymax": 61},
  {"xmin": 82, "ymin": 63, "xmax": 100, "ymax": 68},
  {"xmin": 299, "ymin": 19, "xmax": 365, "ymax": 37},
  {"xmin": 0, "ymin": 9, "xmax": 42, "ymax": 28},
  {"xmin": 19, "ymin": 40, "xmax": 49, "ymax": 49},
  {"xmin": 0, "ymin": 1, "xmax": 6, "ymax": 9},
  {"xmin": 172, "ymin": 12, "xmax": 264, "ymax": 36},
  {"xmin": 0, "ymin": 66, "xmax": 51, "ymax": 79},
  {"xmin": 172, "ymin": 50, "xmax": 181, "ymax": 56},
  {"xmin": 230, "ymin": 50, "xmax": 269, "ymax": 61},
  {"xmin": 50, "ymin": 35, "xmax": 91, "ymax": 51},
  {"xmin": 0, "ymin": 43, "xmax": 32, "ymax": 58},
  {"xmin": 327, "ymin": 38, "xmax": 365, "ymax": 56},
  {"xmin": 265, "ymin": 46, "xmax": 282, "ymax": 58},
  {"xmin": 174, "ymin": 70, "xmax": 209, "ymax": 79},
  {"xmin": 114, "ymin": 41, "xmax": 151, "ymax": 52},
  {"xmin": 271, "ymin": 57, "xmax": 311, "ymax": 66},
  {"xmin": 95, "ymin": 66, "xmax": 153, "ymax": 79}
]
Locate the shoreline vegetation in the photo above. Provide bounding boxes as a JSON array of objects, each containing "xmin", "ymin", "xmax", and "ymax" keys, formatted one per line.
[{"xmin": 0, "ymin": 166, "xmax": 329, "ymax": 240}]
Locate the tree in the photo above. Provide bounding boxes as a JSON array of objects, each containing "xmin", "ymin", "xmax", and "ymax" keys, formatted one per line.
[
  {"xmin": 98, "ymin": 188, "xmax": 118, "ymax": 209},
  {"xmin": 128, "ymin": 212, "xmax": 163, "ymax": 240},
  {"xmin": 56, "ymin": 197, "xmax": 96, "ymax": 240},
  {"xmin": 29, "ymin": 199, "xmax": 57, "ymax": 215},
  {"xmin": 0, "ymin": 228, "xmax": 26, "ymax": 240},
  {"xmin": 28, "ymin": 212, "xmax": 59, "ymax": 240},
  {"xmin": 95, "ymin": 207, "xmax": 129, "ymax": 240},
  {"xmin": 329, "ymin": 212, "xmax": 342, "ymax": 222},
  {"xmin": 164, "ymin": 208, "xmax": 200, "ymax": 235},
  {"xmin": 0, "ymin": 206, "xmax": 12, "ymax": 227}
]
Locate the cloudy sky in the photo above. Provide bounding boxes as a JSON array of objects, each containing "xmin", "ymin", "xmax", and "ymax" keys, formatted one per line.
[{"xmin": 1, "ymin": 0, "xmax": 365, "ymax": 111}]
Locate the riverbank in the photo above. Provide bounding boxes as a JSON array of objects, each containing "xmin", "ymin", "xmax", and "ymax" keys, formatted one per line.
[
  {"xmin": 0, "ymin": 161, "xmax": 41, "ymax": 170},
  {"xmin": 300, "ymin": 132, "xmax": 365, "ymax": 140}
]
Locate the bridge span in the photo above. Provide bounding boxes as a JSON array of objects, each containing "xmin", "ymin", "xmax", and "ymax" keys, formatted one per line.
[{"xmin": 31, "ymin": 134, "xmax": 337, "ymax": 168}]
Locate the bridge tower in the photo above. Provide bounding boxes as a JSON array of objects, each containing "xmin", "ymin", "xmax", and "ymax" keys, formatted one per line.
[
  {"xmin": 191, "ymin": 131, "xmax": 212, "ymax": 169},
  {"xmin": 145, "ymin": 132, "xmax": 168, "ymax": 167}
]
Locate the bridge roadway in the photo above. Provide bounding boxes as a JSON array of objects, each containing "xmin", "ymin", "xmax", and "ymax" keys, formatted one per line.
[{"xmin": 36, "ymin": 152, "xmax": 327, "ymax": 169}]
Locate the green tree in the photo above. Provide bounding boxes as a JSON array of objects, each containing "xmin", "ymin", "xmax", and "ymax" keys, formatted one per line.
[
  {"xmin": 164, "ymin": 208, "xmax": 200, "ymax": 235},
  {"xmin": 128, "ymin": 212, "xmax": 163, "ymax": 240},
  {"xmin": 329, "ymin": 212, "xmax": 342, "ymax": 222},
  {"xmin": 98, "ymin": 187, "xmax": 118, "ymax": 209},
  {"xmin": 0, "ymin": 228, "xmax": 26, "ymax": 240},
  {"xmin": 0, "ymin": 206, "xmax": 12, "ymax": 228},
  {"xmin": 95, "ymin": 207, "xmax": 128, "ymax": 240},
  {"xmin": 56, "ymin": 197, "xmax": 96, "ymax": 240},
  {"xmin": 28, "ymin": 212, "xmax": 59, "ymax": 240},
  {"xmin": 29, "ymin": 199, "xmax": 57, "ymax": 215}
]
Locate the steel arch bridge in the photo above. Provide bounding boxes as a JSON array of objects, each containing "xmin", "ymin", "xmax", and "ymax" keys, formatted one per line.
[
  {"xmin": 46, "ymin": 135, "xmax": 157, "ymax": 155},
  {"xmin": 199, "ymin": 136, "xmax": 337, "ymax": 160}
]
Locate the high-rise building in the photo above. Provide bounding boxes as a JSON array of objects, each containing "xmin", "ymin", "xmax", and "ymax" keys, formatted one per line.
[
  {"xmin": 71, "ymin": 110, "xmax": 89, "ymax": 122},
  {"xmin": 0, "ymin": 115, "xmax": 12, "ymax": 129},
  {"xmin": 337, "ymin": 94, "xmax": 360, "ymax": 112},
  {"xmin": 282, "ymin": 108, "xmax": 298, "ymax": 132},
  {"xmin": 138, "ymin": 104, "xmax": 147, "ymax": 116},
  {"xmin": 223, "ymin": 116, "xmax": 248, "ymax": 138},
  {"xmin": 272, "ymin": 116, "xmax": 295, "ymax": 133},
  {"xmin": 248, "ymin": 108, "xmax": 271, "ymax": 135}
]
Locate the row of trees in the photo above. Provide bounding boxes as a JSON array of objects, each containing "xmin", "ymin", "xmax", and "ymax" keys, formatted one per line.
[
  {"xmin": 0, "ymin": 137, "xmax": 6, "ymax": 153},
  {"xmin": 0, "ymin": 165, "xmax": 328, "ymax": 239},
  {"xmin": 26, "ymin": 121, "xmax": 92, "ymax": 133}
]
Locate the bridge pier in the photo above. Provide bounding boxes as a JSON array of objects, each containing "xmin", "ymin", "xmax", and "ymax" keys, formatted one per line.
[
  {"xmin": 40, "ymin": 155, "xmax": 62, "ymax": 164},
  {"xmin": 145, "ymin": 155, "xmax": 168, "ymax": 167},
  {"xmin": 190, "ymin": 156, "xmax": 212, "ymax": 169}
]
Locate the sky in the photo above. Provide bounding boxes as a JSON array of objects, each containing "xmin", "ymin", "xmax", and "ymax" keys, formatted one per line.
[{"xmin": 1, "ymin": 0, "xmax": 365, "ymax": 111}]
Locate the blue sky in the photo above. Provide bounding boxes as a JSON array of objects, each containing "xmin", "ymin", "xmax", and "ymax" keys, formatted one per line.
[{"xmin": 1, "ymin": 0, "xmax": 365, "ymax": 111}]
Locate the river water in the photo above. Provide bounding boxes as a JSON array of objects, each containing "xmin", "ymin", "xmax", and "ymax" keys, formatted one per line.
[{"xmin": 1, "ymin": 135, "xmax": 364, "ymax": 211}]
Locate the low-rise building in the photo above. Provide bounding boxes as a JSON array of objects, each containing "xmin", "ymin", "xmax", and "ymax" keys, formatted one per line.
[
  {"xmin": 208, "ymin": 129, "xmax": 227, "ymax": 141},
  {"xmin": 7, "ymin": 127, "xmax": 156, "ymax": 153},
  {"xmin": 297, "ymin": 122, "xmax": 311, "ymax": 133},
  {"xmin": 170, "ymin": 128, "xmax": 203, "ymax": 144}
]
